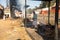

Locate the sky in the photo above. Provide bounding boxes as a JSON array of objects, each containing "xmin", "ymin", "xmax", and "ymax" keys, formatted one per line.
[
  {"xmin": 27, "ymin": 0, "xmax": 41, "ymax": 9},
  {"xmin": 0, "ymin": 0, "xmax": 41, "ymax": 9},
  {"xmin": 17, "ymin": 0, "xmax": 41, "ymax": 10},
  {"xmin": 17, "ymin": 0, "xmax": 25, "ymax": 10},
  {"xmin": 0, "ymin": 0, "xmax": 6, "ymax": 8}
]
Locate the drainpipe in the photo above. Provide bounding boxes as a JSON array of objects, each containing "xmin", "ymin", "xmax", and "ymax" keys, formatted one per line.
[
  {"xmin": 55, "ymin": 0, "xmax": 59, "ymax": 40},
  {"xmin": 48, "ymin": 1, "xmax": 50, "ymax": 24},
  {"xmin": 25, "ymin": 0, "xmax": 27, "ymax": 27},
  {"xmin": 9, "ymin": 0, "xmax": 12, "ymax": 18}
]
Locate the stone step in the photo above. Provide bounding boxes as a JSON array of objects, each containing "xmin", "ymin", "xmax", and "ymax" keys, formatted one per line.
[{"xmin": 26, "ymin": 28, "xmax": 44, "ymax": 40}]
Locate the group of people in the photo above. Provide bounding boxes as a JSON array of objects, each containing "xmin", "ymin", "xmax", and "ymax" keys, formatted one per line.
[{"xmin": 14, "ymin": 10, "xmax": 22, "ymax": 18}]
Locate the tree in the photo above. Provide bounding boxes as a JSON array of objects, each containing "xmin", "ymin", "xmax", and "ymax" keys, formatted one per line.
[
  {"xmin": 38, "ymin": 0, "xmax": 56, "ymax": 8},
  {"xmin": 50, "ymin": 0, "xmax": 56, "ymax": 6},
  {"xmin": 27, "ymin": 8, "xmax": 33, "ymax": 14},
  {"xmin": 38, "ymin": 1, "xmax": 49, "ymax": 8}
]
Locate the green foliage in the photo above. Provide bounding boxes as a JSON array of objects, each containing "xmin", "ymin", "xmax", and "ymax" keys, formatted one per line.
[
  {"xmin": 38, "ymin": 1, "xmax": 49, "ymax": 8},
  {"xmin": 32, "ymin": 0, "xmax": 56, "ymax": 10},
  {"xmin": 50, "ymin": 0, "xmax": 56, "ymax": 6},
  {"xmin": 27, "ymin": 8, "xmax": 33, "ymax": 14}
]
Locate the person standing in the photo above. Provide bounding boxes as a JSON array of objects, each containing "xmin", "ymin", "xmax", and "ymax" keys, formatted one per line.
[{"xmin": 33, "ymin": 11, "xmax": 37, "ymax": 29}]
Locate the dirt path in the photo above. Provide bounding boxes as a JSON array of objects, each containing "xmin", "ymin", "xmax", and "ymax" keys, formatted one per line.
[{"xmin": 0, "ymin": 19, "xmax": 32, "ymax": 40}]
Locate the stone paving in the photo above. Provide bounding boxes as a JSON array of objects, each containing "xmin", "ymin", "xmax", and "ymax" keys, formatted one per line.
[{"xmin": 0, "ymin": 19, "xmax": 32, "ymax": 40}]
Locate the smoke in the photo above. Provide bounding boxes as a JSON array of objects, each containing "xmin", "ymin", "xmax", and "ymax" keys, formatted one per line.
[{"xmin": 17, "ymin": 0, "xmax": 25, "ymax": 18}]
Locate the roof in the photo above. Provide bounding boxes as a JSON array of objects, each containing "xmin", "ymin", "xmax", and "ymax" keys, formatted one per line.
[
  {"xmin": 4, "ymin": 7, "xmax": 10, "ymax": 13},
  {"xmin": 42, "ymin": 8, "xmax": 48, "ymax": 11},
  {"xmin": 14, "ymin": 8, "xmax": 22, "ymax": 12},
  {"xmin": 0, "ymin": 4, "xmax": 4, "ymax": 9}
]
